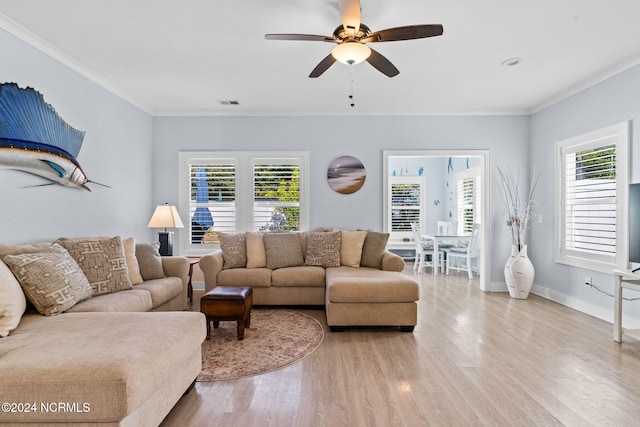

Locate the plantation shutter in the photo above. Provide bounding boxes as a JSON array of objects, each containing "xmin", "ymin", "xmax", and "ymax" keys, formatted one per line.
[
  {"xmin": 454, "ymin": 167, "xmax": 481, "ymax": 234},
  {"xmin": 563, "ymin": 143, "xmax": 617, "ymax": 255},
  {"xmin": 388, "ymin": 177, "xmax": 426, "ymax": 237},
  {"xmin": 253, "ymin": 162, "xmax": 301, "ymax": 232},
  {"xmin": 188, "ymin": 161, "xmax": 236, "ymax": 243}
]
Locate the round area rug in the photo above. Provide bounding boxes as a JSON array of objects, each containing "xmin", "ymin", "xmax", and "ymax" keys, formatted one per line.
[{"xmin": 197, "ymin": 309, "xmax": 324, "ymax": 381}]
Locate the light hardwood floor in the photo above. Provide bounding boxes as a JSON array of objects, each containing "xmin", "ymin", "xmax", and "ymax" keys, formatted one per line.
[{"xmin": 161, "ymin": 268, "xmax": 640, "ymax": 427}]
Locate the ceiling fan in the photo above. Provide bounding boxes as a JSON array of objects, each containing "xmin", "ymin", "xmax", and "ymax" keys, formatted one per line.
[{"xmin": 265, "ymin": 0, "xmax": 443, "ymax": 78}]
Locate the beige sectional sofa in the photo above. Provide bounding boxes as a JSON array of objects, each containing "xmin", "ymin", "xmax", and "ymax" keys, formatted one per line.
[
  {"xmin": 0, "ymin": 237, "xmax": 206, "ymax": 426},
  {"xmin": 200, "ymin": 230, "xmax": 420, "ymax": 331}
]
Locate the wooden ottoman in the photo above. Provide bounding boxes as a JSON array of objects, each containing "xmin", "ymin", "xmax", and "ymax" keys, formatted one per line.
[{"xmin": 200, "ymin": 286, "xmax": 253, "ymax": 340}]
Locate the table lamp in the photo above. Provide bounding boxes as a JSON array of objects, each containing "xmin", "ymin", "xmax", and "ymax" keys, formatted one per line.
[{"xmin": 147, "ymin": 203, "xmax": 184, "ymax": 256}]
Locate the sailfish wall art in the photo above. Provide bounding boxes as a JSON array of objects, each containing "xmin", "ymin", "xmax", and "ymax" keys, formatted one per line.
[{"xmin": 0, "ymin": 82, "xmax": 106, "ymax": 191}]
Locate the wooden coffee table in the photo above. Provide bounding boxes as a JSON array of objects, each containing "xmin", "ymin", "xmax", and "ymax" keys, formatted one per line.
[{"xmin": 200, "ymin": 286, "xmax": 253, "ymax": 340}]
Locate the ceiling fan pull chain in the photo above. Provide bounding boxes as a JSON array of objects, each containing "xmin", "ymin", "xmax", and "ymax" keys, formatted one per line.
[{"xmin": 349, "ymin": 64, "xmax": 355, "ymax": 107}]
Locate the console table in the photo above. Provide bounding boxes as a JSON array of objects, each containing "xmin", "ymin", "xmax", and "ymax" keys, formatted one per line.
[{"xmin": 613, "ymin": 269, "xmax": 640, "ymax": 342}]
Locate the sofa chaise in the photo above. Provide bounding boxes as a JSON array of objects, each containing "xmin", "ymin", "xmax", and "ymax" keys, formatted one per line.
[
  {"xmin": 0, "ymin": 236, "xmax": 206, "ymax": 426},
  {"xmin": 199, "ymin": 229, "xmax": 420, "ymax": 331}
]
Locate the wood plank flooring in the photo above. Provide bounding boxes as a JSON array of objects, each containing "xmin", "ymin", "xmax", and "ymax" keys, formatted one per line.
[{"xmin": 161, "ymin": 268, "xmax": 640, "ymax": 426}]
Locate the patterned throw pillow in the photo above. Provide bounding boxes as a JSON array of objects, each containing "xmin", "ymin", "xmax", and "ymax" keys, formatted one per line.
[
  {"xmin": 263, "ymin": 233, "xmax": 304, "ymax": 269},
  {"xmin": 135, "ymin": 242, "xmax": 165, "ymax": 281},
  {"xmin": 360, "ymin": 231, "xmax": 390, "ymax": 269},
  {"xmin": 57, "ymin": 236, "xmax": 132, "ymax": 296},
  {"xmin": 305, "ymin": 231, "xmax": 342, "ymax": 268},
  {"xmin": 219, "ymin": 233, "xmax": 248, "ymax": 269},
  {"xmin": 3, "ymin": 244, "xmax": 93, "ymax": 316}
]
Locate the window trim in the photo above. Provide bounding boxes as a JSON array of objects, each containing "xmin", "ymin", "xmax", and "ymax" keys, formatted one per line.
[
  {"xmin": 178, "ymin": 151, "xmax": 310, "ymax": 256},
  {"xmin": 554, "ymin": 121, "xmax": 630, "ymax": 273}
]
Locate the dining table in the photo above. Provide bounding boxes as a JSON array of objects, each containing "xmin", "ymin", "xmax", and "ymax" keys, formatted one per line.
[{"xmin": 421, "ymin": 232, "xmax": 472, "ymax": 274}]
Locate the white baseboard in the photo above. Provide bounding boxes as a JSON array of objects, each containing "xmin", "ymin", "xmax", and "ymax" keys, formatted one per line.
[
  {"xmin": 489, "ymin": 281, "xmax": 640, "ymax": 329},
  {"xmin": 531, "ymin": 283, "xmax": 640, "ymax": 330}
]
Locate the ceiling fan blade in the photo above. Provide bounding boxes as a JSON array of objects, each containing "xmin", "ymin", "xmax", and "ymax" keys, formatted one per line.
[
  {"xmin": 265, "ymin": 34, "xmax": 337, "ymax": 43},
  {"xmin": 366, "ymin": 48, "xmax": 399, "ymax": 77},
  {"xmin": 338, "ymin": 0, "xmax": 361, "ymax": 36},
  {"xmin": 309, "ymin": 54, "xmax": 337, "ymax": 78},
  {"xmin": 362, "ymin": 24, "xmax": 444, "ymax": 43}
]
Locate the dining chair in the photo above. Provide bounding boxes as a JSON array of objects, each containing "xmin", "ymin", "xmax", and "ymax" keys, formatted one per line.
[
  {"xmin": 410, "ymin": 223, "xmax": 443, "ymax": 273},
  {"xmin": 446, "ymin": 224, "xmax": 480, "ymax": 279}
]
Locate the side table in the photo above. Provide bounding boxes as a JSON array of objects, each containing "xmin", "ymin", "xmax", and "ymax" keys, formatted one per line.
[
  {"xmin": 613, "ymin": 269, "xmax": 640, "ymax": 342},
  {"xmin": 188, "ymin": 259, "xmax": 199, "ymax": 302}
]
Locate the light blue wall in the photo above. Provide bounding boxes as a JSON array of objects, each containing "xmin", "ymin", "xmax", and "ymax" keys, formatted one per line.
[
  {"xmin": 153, "ymin": 115, "xmax": 530, "ymax": 282},
  {"xmin": 530, "ymin": 64, "xmax": 640, "ymax": 324},
  {"xmin": 0, "ymin": 27, "xmax": 155, "ymax": 244}
]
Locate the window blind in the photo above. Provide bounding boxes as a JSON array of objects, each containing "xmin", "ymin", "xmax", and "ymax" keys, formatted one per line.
[
  {"xmin": 188, "ymin": 162, "xmax": 236, "ymax": 243},
  {"xmin": 253, "ymin": 163, "xmax": 301, "ymax": 232},
  {"xmin": 563, "ymin": 144, "xmax": 617, "ymax": 255},
  {"xmin": 390, "ymin": 182, "xmax": 423, "ymax": 232}
]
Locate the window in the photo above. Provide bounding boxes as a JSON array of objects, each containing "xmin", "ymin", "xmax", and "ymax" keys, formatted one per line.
[
  {"xmin": 454, "ymin": 166, "xmax": 481, "ymax": 233},
  {"xmin": 179, "ymin": 151, "xmax": 309, "ymax": 255},
  {"xmin": 387, "ymin": 176, "xmax": 426, "ymax": 241},
  {"xmin": 555, "ymin": 122, "xmax": 629, "ymax": 273}
]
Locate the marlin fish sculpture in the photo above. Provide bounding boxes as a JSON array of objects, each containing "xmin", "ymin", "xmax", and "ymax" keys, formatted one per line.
[{"xmin": 0, "ymin": 83, "xmax": 107, "ymax": 191}]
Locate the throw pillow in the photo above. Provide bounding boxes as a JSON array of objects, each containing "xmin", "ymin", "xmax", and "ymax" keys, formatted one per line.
[
  {"xmin": 3, "ymin": 244, "xmax": 93, "ymax": 316},
  {"xmin": 122, "ymin": 237, "xmax": 143, "ymax": 285},
  {"xmin": 263, "ymin": 233, "xmax": 304, "ymax": 269},
  {"xmin": 57, "ymin": 236, "xmax": 132, "ymax": 296},
  {"xmin": 0, "ymin": 261, "xmax": 27, "ymax": 336},
  {"xmin": 136, "ymin": 242, "xmax": 166, "ymax": 281},
  {"xmin": 305, "ymin": 231, "xmax": 342, "ymax": 268},
  {"xmin": 219, "ymin": 233, "xmax": 247, "ymax": 269},
  {"xmin": 360, "ymin": 231, "xmax": 390, "ymax": 269},
  {"xmin": 340, "ymin": 230, "xmax": 368, "ymax": 268},
  {"xmin": 245, "ymin": 231, "xmax": 266, "ymax": 268}
]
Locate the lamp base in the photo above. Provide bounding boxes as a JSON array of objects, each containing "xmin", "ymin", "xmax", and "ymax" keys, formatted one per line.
[{"xmin": 158, "ymin": 231, "xmax": 175, "ymax": 256}]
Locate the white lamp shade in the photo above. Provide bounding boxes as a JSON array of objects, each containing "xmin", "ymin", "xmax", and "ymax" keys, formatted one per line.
[
  {"xmin": 331, "ymin": 42, "xmax": 371, "ymax": 65},
  {"xmin": 147, "ymin": 204, "xmax": 184, "ymax": 229}
]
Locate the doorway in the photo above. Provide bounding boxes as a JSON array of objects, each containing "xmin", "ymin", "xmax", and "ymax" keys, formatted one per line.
[{"xmin": 383, "ymin": 150, "xmax": 491, "ymax": 291}]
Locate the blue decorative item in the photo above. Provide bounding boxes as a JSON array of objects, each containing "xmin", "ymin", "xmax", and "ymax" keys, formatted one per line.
[
  {"xmin": 449, "ymin": 211, "xmax": 453, "ymax": 218},
  {"xmin": 447, "ymin": 157, "xmax": 453, "ymax": 174},
  {"xmin": 0, "ymin": 83, "xmax": 104, "ymax": 191},
  {"xmin": 418, "ymin": 166, "xmax": 424, "ymax": 176},
  {"xmin": 466, "ymin": 158, "xmax": 470, "ymax": 169},
  {"xmin": 433, "ymin": 199, "xmax": 440, "ymax": 206}
]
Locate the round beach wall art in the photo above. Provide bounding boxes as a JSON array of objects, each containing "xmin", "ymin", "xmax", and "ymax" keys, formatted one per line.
[{"xmin": 327, "ymin": 155, "xmax": 366, "ymax": 194}]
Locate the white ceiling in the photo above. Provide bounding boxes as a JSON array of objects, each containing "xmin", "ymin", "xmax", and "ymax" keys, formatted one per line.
[{"xmin": 1, "ymin": 0, "xmax": 640, "ymax": 116}]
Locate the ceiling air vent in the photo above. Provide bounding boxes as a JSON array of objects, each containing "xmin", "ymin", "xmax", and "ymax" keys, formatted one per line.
[{"xmin": 219, "ymin": 100, "xmax": 240, "ymax": 105}]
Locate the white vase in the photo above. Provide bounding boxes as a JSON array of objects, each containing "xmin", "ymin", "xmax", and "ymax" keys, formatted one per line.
[{"xmin": 504, "ymin": 245, "xmax": 535, "ymax": 299}]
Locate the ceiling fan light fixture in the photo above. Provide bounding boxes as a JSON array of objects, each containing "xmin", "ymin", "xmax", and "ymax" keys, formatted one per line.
[{"xmin": 331, "ymin": 42, "xmax": 371, "ymax": 65}]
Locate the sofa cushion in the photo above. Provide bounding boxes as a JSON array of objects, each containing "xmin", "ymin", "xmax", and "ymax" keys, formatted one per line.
[
  {"xmin": 0, "ymin": 242, "xmax": 52, "ymax": 259},
  {"xmin": 123, "ymin": 237, "xmax": 144, "ymax": 285},
  {"xmin": 305, "ymin": 231, "xmax": 341, "ymax": 268},
  {"xmin": 57, "ymin": 236, "xmax": 132, "ymax": 296},
  {"xmin": 66, "ymin": 289, "xmax": 153, "ymax": 312},
  {"xmin": 3, "ymin": 244, "xmax": 94, "ymax": 316},
  {"xmin": 245, "ymin": 231, "xmax": 266, "ymax": 268},
  {"xmin": 217, "ymin": 267, "xmax": 272, "ymax": 288},
  {"xmin": 326, "ymin": 267, "xmax": 419, "ymax": 303},
  {"xmin": 340, "ymin": 230, "xmax": 368, "ymax": 268},
  {"xmin": 272, "ymin": 266, "xmax": 326, "ymax": 287},
  {"xmin": 0, "ymin": 261, "xmax": 27, "ymax": 337},
  {"xmin": 360, "ymin": 231, "xmax": 390, "ymax": 269},
  {"xmin": 136, "ymin": 242, "xmax": 165, "ymax": 280},
  {"xmin": 133, "ymin": 277, "xmax": 183, "ymax": 308},
  {"xmin": 0, "ymin": 311, "xmax": 205, "ymax": 424},
  {"xmin": 264, "ymin": 233, "xmax": 304, "ymax": 269},
  {"xmin": 219, "ymin": 233, "xmax": 247, "ymax": 269}
]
